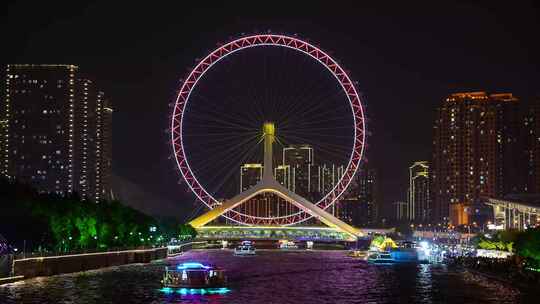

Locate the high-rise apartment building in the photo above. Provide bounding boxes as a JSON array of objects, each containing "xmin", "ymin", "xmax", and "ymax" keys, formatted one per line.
[
  {"xmin": 408, "ymin": 161, "xmax": 430, "ymax": 223},
  {"xmin": 0, "ymin": 119, "xmax": 7, "ymax": 174},
  {"xmin": 432, "ymin": 92, "xmax": 519, "ymax": 225},
  {"xmin": 356, "ymin": 166, "xmax": 378, "ymax": 226},
  {"xmin": 282, "ymin": 145, "xmax": 314, "ymax": 196},
  {"xmin": 3, "ymin": 64, "xmax": 113, "ymax": 200},
  {"xmin": 3, "ymin": 65, "xmax": 78, "ymax": 194},
  {"xmin": 522, "ymin": 97, "xmax": 540, "ymax": 193},
  {"xmin": 98, "ymin": 99, "xmax": 113, "ymax": 201}
]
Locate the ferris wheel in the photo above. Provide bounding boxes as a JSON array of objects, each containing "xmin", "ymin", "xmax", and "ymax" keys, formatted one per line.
[{"xmin": 171, "ymin": 34, "xmax": 366, "ymax": 226}]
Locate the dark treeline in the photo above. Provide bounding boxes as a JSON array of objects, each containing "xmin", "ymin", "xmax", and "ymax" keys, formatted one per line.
[{"xmin": 0, "ymin": 177, "xmax": 189, "ymax": 253}]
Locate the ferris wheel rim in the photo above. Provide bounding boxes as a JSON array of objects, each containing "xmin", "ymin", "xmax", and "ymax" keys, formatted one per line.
[{"xmin": 171, "ymin": 34, "xmax": 366, "ymax": 226}]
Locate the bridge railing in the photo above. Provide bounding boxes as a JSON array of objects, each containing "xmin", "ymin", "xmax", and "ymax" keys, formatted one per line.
[{"xmin": 11, "ymin": 245, "xmax": 166, "ymax": 260}]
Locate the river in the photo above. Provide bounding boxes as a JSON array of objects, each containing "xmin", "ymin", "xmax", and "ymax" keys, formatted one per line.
[{"xmin": 0, "ymin": 249, "xmax": 534, "ymax": 303}]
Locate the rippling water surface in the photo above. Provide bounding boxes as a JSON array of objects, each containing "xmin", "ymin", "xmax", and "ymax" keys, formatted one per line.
[{"xmin": 0, "ymin": 249, "xmax": 534, "ymax": 303}]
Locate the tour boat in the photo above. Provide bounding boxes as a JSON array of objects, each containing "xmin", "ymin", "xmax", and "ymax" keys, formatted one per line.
[
  {"xmin": 348, "ymin": 250, "xmax": 368, "ymax": 258},
  {"xmin": 279, "ymin": 240, "xmax": 299, "ymax": 249},
  {"xmin": 367, "ymin": 251, "xmax": 395, "ymax": 264},
  {"xmin": 161, "ymin": 262, "xmax": 227, "ymax": 289},
  {"xmin": 367, "ymin": 248, "xmax": 419, "ymax": 265},
  {"xmin": 234, "ymin": 241, "xmax": 256, "ymax": 256}
]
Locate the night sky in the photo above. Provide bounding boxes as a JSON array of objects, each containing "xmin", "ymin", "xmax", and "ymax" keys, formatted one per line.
[{"xmin": 5, "ymin": 1, "xmax": 539, "ymax": 220}]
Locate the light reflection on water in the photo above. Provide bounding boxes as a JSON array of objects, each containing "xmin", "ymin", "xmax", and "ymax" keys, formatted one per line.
[{"xmin": 0, "ymin": 250, "xmax": 531, "ymax": 303}]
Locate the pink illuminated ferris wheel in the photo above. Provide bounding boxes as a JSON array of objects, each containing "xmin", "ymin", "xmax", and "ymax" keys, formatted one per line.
[{"xmin": 171, "ymin": 34, "xmax": 366, "ymax": 226}]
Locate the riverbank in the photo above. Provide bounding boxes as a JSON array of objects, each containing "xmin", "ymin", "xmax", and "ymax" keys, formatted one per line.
[
  {"xmin": 11, "ymin": 247, "xmax": 167, "ymax": 280},
  {"xmin": 449, "ymin": 256, "xmax": 540, "ymax": 290}
]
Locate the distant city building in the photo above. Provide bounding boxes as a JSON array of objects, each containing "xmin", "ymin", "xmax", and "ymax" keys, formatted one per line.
[
  {"xmin": 239, "ymin": 163, "xmax": 262, "ymax": 192},
  {"xmin": 282, "ymin": 145, "xmax": 314, "ymax": 196},
  {"xmin": 0, "ymin": 119, "xmax": 6, "ymax": 175},
  {"xmin": 238, "ymin": 163, "xmax": 300, "ymax": 219},
  {"xmin": 2, "ymin": 64, "xmax": 113, "ymax": 200},
  {"xmin": 408, "ymin": 161, "xmax": 430, "ymax": 223},
  {"xmin": 522, "ymin": 97, "xmax": 540, "ymax": 193},
  {"xmin": 432, "ymin": 92, "xmax": 520, "ymax": 226},
  {"xmin": 356, "ymin": 165, "xmax": 378, "ymax": 226},
  {"xmin": 337, "ymin": 194, "xmax": 358, "ymax": 225},
  {"xmin": 316, "ymin": 164, "xmax": 344, "ymax": 195},
  {"xmin": 274, "ymin": 164, "xmax": 291, "ymax": 189},
  {"xmin": 98, "ymin": 99, "xmax": 113, "ymax": 201},
  {"xmin": 394, "ymin": 201, "xmax": 408, "ymax": 221}
]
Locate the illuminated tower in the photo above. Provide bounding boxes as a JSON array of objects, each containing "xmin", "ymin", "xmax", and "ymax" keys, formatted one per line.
[
  {"xmin": 357, "ymin": 166, "xmax": 378, "ymax": 226},
  {"xmin": 408, "ymin": 161, "xmax": 430, "ymax": 223},
  {"xmin": 4, "ymin": 64, "xmax": 78, "ymax": 194},
  {"xmin": 432, "ymin": 92, "xmax": 519, "ymax": 225},
  {"xmin": 94, "ymin": 96, "xmax": 113, "ymax": 201},
  {"xmin": 522, "ymin": 97, "xmax": 540, "ymax": 193},
  {"xmin": 0, "ymin": 119, "xmax": 6, "ymax": 176},
  {"xmin": 3, "ymin": 64, "xmax": 113, "ymax": 200},
  {"xmin": 282, "ymin": 144, "xmax": 314, "ymax": 196}
]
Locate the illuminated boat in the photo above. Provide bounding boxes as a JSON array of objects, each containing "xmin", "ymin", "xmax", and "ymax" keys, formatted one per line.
[
  {"xmin": 348, "ymin": 250, "xmax": 368, "ymax": 258},
  {"xmin": 279, "ymin": 240, "xmax": 299, "ymax": 250},
  {"xmin": 234, "ymin": 241, "xmax": 256, "ymax": 256},
  {"xmin": 161, "ymin": 262, "xmax": 227, "ymax": 289},
  {"xmin": 367, "ymin": 249, "xmax": 419, "ymax": 264},
  {"xmin": 367, "ymin": 251, "xmax": 395, "ymax": 264}
]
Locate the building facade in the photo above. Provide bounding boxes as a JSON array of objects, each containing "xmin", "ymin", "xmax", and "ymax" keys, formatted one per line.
[
  {"xmin": 282, "ymin": 145, "xmax": 314, "ymax": 196},
  {"xmin": 2, "ymin": 64, "xmax": 113, "ymax": 200},
  {"xmin": 522, "ymin": 97, "xmax": 540, "ymax": 194},
  {"xmin": 3, "ymin": 65, "xmax": 77, "ymax": 194},
  {"xmin": 408, "ymin": 161, "xmax": 430, "ymax": 223},
  {"xmin": 394, "ymin": 201, "xmax": 408, "ymax": 221},
  {"xmin": 356, "ymin": 165, "xmax": 378, "ymax": 226},
  {"xmin": 239, "ymin": 163, "xmax": 263, "ymax": 192},
  {"xmin": 432, "ymin": 92, "xmax": 520, "ymax": 226}
]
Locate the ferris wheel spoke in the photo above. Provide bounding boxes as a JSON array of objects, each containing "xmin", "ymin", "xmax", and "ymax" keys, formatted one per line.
[{"xmin": 172, "ymin": 34, "xmax": 365, "ymax": 226}]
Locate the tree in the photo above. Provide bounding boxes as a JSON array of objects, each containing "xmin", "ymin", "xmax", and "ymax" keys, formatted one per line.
[
  {"xmin": 178, "ymin": 224, "xmax": 197, "ymax": 240},
  {"xmin": 515, "ymin": 228, "xmax": 540, "ymax": 268}
]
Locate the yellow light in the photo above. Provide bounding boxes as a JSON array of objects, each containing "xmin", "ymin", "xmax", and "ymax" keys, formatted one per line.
[{"xmin": 262, "ymin": 122, "xmax": 275, "ymax": 137}]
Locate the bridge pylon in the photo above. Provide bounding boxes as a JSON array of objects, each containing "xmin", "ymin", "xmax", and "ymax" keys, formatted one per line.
[{"xmin": 189, "ymin": 122, "xmax": 362, "ymax": 241}]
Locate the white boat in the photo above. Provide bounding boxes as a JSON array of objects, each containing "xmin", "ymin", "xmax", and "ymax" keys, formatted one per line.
[
  {"xmin": 367, "ymin": 251, "xmax": 395, "ymax": 264},
  {"xmin": 279, "ymin": 240, "xmax": 298, "ymax": 249},
  {"xmin": 234, "ymin": 241, "xmax": 256, "ymax": 256}
]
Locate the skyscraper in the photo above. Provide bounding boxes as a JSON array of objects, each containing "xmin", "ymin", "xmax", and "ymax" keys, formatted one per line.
[
  {"xmin": 3, "ymin": 64, "xmax": 113, "ymax": 200},
  {"xmin": 394, "ymin": 201, "xmax": 408, "ymax": 222},
  {"xmin": 432, "ymin": 92, "xmax": 520, "ymax": 226},
  {"xmin": 240, "ymin": 163, "xmax": 263, "ymax": 192},
  {"xmin": 522, "ymin": 97, "xmax": 540, "ymax": 193},
  {"xmin": 0, "ymin": 119, "xmax": 7, "ymax": 175},
  {"xmin": 282, "ymin": 145, "xmax": 313, "ymax": 196},
  {"xmin": 356, "ymin": 166, "xmax": 378, "ymax": 226},
  {"xmin": 4, "ymin": 64, "xmax": 78, "ymax": 194},
  {"xmin": 97, "ymin": 99, "xmax": 113, "ymax": 201},
  {"xmin": 274, "ymin": 164, "xmax": 291, "ymax": 189},
  {"xmin": 408, "ymin": 161, "xmax": 430, "ymax": 223}
]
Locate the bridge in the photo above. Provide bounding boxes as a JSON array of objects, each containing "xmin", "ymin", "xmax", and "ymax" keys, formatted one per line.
[{"xmin": 189, "ymin": 122, "xmax": 364, "ymax": 242}]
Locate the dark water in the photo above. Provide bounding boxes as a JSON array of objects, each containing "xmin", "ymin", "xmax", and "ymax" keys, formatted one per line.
[{"xmin": 0, "ymin": 249, "xmax": 534, "ymax": 303}]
